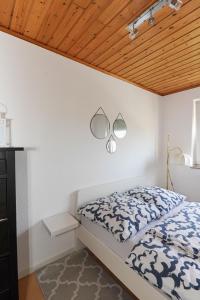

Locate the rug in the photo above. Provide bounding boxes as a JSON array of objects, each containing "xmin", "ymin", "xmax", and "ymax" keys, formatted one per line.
[{"xmin": 37, "ymin": 248, "xmax": 134, "ymax": 300}]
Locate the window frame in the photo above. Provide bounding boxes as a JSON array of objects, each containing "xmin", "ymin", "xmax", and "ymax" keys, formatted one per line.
[{"xmin": 191, "ymin": 98, "xmax": 200, "ymax": 168}]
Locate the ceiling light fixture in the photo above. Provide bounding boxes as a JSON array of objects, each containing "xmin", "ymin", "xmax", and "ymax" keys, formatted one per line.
[
  {"xmin": 129, "ymin": 24, "xmax": 138, "ymax": 40},
  {"xmin": 148, "ymin": 9, "xmax": 156, "ymax": 26},
  {"xmin": 127, "ymin": 0, "xmax": 183, "ymax": 40},
  {"xmin": 168, "ymin": 0, "xmax": 182, "ymax": 11}
]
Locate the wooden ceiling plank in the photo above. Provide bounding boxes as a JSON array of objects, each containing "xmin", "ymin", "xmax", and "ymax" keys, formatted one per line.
[
  {"xmin": 119, "ymin": 22, "xmax": 199, "ymax": 77},
  {"xmin": 67, "ymin": 0, "xmax": 131, "ymax": 56},
  {"xmin": 150, "ymin": 71, "xmax": 200, "ymax": 90},
  {"xmin": 153, "ymin": 76, "xmax": 200, "ymax": 94},
  {"xmin": 75, "ymin": 3, "xmax": 135, "ymax": 59},
  {"xmin": 98, "ymin": 0, "xmax": 132, "ymax": 26},
  {"xmin": 128, "ymin": 54, "xmax": 200, "ymax": 86},
  {"xmin": 142, "ymin": 62, "xmax": 200, "ymax": 86},
  {"xmin": 36, "ymin": 0, "xmax": 72, "ymax": 44},
  {"xmin": 137, "ymin": 56, "xmax": 200, "ymax": 85},
  {"xmin": 67, "ymin": 20, "xmax": 105, "ymax": 56},
  {"xmin": 23, "ymin": 0, "xmax": 53, "ymax": 39},
  {"xmin": 123, "ymin": 37, "xmax": 200, "ymax": 84},
  {"xmin": 117, "ymin": 16, "xmax": 200, "ymax": 78},
  {"xmin": 126, "ymin": 50, "xmax": 200, "ymax": 86},
  {"xmin": 48, "ymin": 3, "xmax": 84, "ymax": 48},
  {"xmin": 124, "ymin": 34, "xmax": 200, "ymax": 80},
  {"xmin": 103, "ymin": 1, "xmax": 200, "ymax": 72},
  {"xmin": 55, "ymin": 23, "xmax": 124, "ymax": 56},
  {"xmin": 75, "ymin": 0, "xmax": 157, "ymax": 60},
  {"xmin": 138, "ymin": 55, "xmax": 200, "ymax": 85},
  {"xmin": 151, "ymin": 74, "xmax": 200, "ymax": 91},
  {"xmin": 113, "ymin": 30, "xmax": 199, "ymax": 78},
  {"xmin": 124, "ymin": 43, "xmax": 199, "ymax": 80},
  {"xmin": 162, "ymin": 80, "xmax": 200, "ymax": 92},
  {"xmin": 126, "ymin": 37, "xmax": 200, "ymax": 81},
  {"xmin": 147, "ymin": 70, "xmax": 200, "ymax": 90},
  {"xmin": 73, "ymin": 0, "xmax": 91, "ymax": 9},
  {"xmin": 10, "ymin": 0, "xmax": 33, "ymax": 34},
  {"xmin": 0, "ymin": 0, "xmax": 15, "ymax": 28},
  {"xmin": 58, "ymin": 0, "xmax": 110, "ymax": 52},
  {"xmin": 88, "ymin": 5, "xmax": 173, "ymax": 66},
  {"xmin": 162, "ymin": 76, "xmax": 200, "ymax": 87},
  {"xmin": 160, "ymin": 82, "xmax": 200, "ymax": 95}
]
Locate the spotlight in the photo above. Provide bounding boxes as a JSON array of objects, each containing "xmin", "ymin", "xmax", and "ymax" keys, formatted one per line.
[
  {"xmin": 148, "ymin": 16, "xmax": 156, "ymax": 26},
  {"xmin": 129, "ymin": 25, "xmax": 138, "ymax": 40},
  {"xmin": 148, "ymin": 10, "xmax": 156, "ymax": 26},
  {"xmin": 168, "ymin": 0, "xmax": 182, "ymax": 11}
]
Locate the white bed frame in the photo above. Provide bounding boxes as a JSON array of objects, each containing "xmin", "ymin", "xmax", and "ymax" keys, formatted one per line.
[{"xmin": 75, "ymin": 176, "xmax": 167, "ymax": 300}]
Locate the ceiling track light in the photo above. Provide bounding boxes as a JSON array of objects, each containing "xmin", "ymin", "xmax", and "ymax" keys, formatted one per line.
[{"xmin": 127, "ymin": 0, "xmax": 182, "ymax": 40}]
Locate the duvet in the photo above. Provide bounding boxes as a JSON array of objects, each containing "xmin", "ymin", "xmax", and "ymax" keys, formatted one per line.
[
  {"xmin": 78, "ymin": 186, "xmax": 200, "ymax": 299},
  {"xmin": 126, "ymin": 202, "xmax": 200, "ymax": 300}
]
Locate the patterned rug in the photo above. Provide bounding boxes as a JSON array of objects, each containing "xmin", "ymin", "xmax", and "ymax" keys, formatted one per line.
[{"xmin": 37, "ymin": 248, "xmax": 134, "ymax": 300}]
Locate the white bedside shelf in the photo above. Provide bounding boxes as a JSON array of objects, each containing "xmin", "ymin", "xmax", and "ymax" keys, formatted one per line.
[{"xmin": 43, "ymin": 212, "xmax": 79, "ymax": 238}]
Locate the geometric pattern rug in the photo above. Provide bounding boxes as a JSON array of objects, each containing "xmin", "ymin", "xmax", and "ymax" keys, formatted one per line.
[{"xmin": 36, "ymin": 248, "xmax": 135, "ymax": 300}]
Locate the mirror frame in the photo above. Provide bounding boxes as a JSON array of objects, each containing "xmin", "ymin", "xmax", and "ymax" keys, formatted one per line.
[
  {"xmin": 113, "ymin": 113, "xmax": 127, "ymax": 139},
  {"xmin": 106, "ymin": 134, "xmax": 117, "ymax": 154},
  {"xmin": 90, "ymin": 107, "xmax": 110, "ymax": 140}
]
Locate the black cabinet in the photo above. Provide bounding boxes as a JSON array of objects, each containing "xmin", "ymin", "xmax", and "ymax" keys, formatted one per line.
[{"xmin": 0, "ymin": 148, "xmax": 23, "ymax": 300}]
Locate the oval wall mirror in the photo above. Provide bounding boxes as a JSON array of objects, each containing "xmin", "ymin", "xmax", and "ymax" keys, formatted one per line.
[
  {"xmin": 90, "ymin": 107, "xmax": 110, "ymax": 139},
  {"xmin": 106, "ymin": 135, "xmax": 117, "ymax": 154},
  {"xmin": 113, "ymin": 113, "xmax": 127, "ymax": 139}
]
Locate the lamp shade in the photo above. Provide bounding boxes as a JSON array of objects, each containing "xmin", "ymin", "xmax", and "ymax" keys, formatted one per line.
[{"xmin": 169, "ymin": 148, "xmax": 192, "ymax": 166}]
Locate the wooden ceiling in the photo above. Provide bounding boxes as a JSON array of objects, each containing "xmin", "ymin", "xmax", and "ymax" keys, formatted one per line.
[{"xmin": 0, "ymin": 0, "xmax": 199, "ymax": 95}]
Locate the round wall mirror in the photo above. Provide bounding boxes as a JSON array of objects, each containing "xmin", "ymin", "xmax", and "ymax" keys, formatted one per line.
[
  {"xmin": 106, "ymin": 135, "xmax": 117, "ymax": 154},
  {"xmin": 113, "ymin": 113, "xmax": 127, "ymax": 139},
  {"xmin": 90, "ymin": 107, "xmax": 110, "ymax": 139}
]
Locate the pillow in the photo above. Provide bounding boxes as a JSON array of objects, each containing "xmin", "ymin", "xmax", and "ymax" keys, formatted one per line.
[
  {"xmin": 78, "ymin": 192, "xmax": 161, "ymax": 242},
  {"xmin": 126, "ymin": 186, "xmax": 186, "ymax": 215}
]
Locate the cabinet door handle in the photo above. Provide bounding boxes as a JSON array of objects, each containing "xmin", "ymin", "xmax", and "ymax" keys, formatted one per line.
[{"xmin": 0, "ymin": 218, "xmax": 8, "ymax": 222}]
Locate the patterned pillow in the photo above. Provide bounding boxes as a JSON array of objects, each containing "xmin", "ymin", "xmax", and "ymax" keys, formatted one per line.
[
  {"xmin": 126, "ymin": 186, "xmax": 186, "ymax": 215},
  {"xmin": 78, "ymin": 193, "xmax": 161, "ymax": 242}
]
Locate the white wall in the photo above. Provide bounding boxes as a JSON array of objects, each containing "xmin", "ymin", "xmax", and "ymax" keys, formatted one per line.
[
  {"xmin": 0, "ymin": 32, "xmax": 161, "ymax": 276},
  {"xmin": 163, "ymin": 87, "xmax": 200, "ymax": 201}
]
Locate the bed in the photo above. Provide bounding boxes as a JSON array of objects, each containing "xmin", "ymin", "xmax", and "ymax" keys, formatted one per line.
[{"xmin": 75, "ymin": 176, "xmax": 200, "ymax": 300}]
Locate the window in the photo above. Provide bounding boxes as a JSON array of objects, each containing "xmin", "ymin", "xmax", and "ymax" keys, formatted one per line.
[{"xmin": 191, "ymin": 99, "xmax": 200, "ymax": 167}]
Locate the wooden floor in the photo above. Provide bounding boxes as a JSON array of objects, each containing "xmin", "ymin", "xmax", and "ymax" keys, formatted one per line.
[{"xmin": 19, "ymin": 274, "xmax": 44, "ymax": 300}]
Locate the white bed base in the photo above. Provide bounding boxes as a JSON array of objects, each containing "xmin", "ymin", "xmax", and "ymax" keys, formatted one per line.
[{"xmin": 76, "ymin": 176, "xmax": 167, "ymax": 300}]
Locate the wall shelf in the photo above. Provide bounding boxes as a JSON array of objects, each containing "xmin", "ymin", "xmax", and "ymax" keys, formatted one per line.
[{"xmin": 43, "ymin": 212, "xmax": 79, "ymax": 238}]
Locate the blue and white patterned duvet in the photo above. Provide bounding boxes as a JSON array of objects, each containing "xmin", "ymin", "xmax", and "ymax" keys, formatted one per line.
[
  {"xmin": 126, "ymin": 202, "xmax": 200, "ymax": 300},
  {"xmin": 78, "ymin": 193, "xmax": 161, "ymax": 242}
]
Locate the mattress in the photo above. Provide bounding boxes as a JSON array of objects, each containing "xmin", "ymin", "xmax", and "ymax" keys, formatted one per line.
[{"xmin": 80, "ymin": 201, "xmax": 187, "ymax": 261}]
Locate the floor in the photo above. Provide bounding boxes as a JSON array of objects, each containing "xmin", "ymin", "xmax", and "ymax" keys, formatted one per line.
[{"xmin": 19, "ymin": 274, "xmax": 44, "ymax": 300}]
